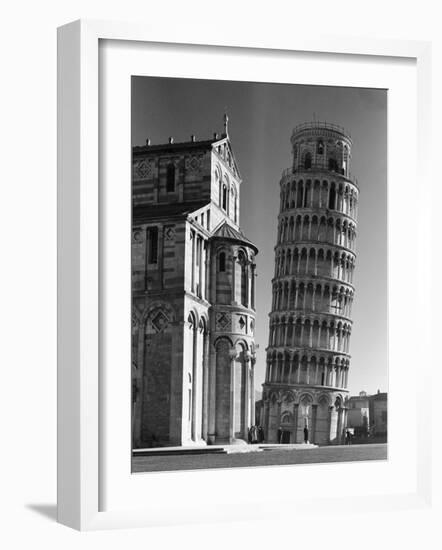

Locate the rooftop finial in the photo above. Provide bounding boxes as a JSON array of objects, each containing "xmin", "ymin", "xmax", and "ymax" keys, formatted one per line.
[{"xmin": 223, "ymin": 111, "xmax": 229, "ymax": 137}]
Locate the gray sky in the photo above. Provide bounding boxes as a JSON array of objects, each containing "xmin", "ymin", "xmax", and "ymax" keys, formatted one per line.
[{"xmin": 132, "ymin": 76, "xmax": 388, "ymax": 397}]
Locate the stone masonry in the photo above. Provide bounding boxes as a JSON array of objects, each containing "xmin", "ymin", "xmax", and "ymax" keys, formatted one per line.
[
  {"xmin": 262, "ymin": 122, "xmax": 359, "ymax": 445},
  {"xmin": 132, "ymin": 117, "xmax": 258, "ymax": 448}
]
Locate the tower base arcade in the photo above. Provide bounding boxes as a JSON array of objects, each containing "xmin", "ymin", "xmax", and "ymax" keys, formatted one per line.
[{"xmin": 262, "ymin": 385, "xmax": 348, "ymax": 445}]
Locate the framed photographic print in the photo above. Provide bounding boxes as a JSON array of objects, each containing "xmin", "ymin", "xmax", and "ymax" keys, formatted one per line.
[
  {"xmin": 130, "ymin": 76, "xmax": 388, "ymax": 472},
  {"xmin": 57, "ymin": 19, "xmax": 432, "ymax": 530}
]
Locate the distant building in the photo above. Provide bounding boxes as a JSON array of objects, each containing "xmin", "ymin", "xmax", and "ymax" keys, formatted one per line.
[
  {"xmin": 131, "ymin": 116, "xmax": 258, "ymax": 448},
  {"xmin": 347, "ymin": 389, "xmax": 387, "ymax": 440},
  {"xmin": 368, "ymin": 390, "xmax": 388, "ymax": 437},
  {"xmin": 347, "ymin": 391, "xmax": 370, "ymax": 437}
]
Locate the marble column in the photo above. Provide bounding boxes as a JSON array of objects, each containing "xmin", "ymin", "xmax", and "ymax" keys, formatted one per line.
[
  {"xmin": 191, "ymin": 230, "xmax": 195, "ymax": 293},
  {"xmin": 264, "ymin": 398, "xmax": 270, "ymax": 440},
  {"xmin": 243, "ymin": 353, "xmax": 251, "ymax": 439},
  {"xmin": 207, "ymin": 343, "xmax": 217, "ymax": 444},
  {"xmin": 251, "ymin": 263, "xmax": 256, "ymax": 310},
  {"xmin": 198, "ymin": 236, "xmax": 203, "ymax": 298},
  {"xmin": 201, "ymin": 330, "xmax": 210, "ymax": 441},
  {"xmin": 293, "ymin": 403, "xmax": 299, "ymax": 443},
  {"xmin": 231, "ymin": 255, "xmax": 237, "ymax": 304},
  {"xmin": 327, "ymin": 405, "xmax": 334, "ymax": 444},
  {"xmin": 191, "ymin": 324, "xmax": 198, "ymax": 442},
  {"xmin": 229, "ymin": 349, "xmax": 237, "ymax": 442},
  {"xmin": 250, "ymin": 356, "xmax": 256, "ymax": 425},
  {"xmin": 276, "ymin": 399, "xmax": 282, "ymax": 441},
  {"xmin": 311, "ymin": 404, "xmax": 318, "ymax": 444}
]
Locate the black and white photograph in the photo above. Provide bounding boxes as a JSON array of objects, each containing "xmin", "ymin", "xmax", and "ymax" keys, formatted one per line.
[
  {"xmin": 4, "ymin": 0, "xmax": 438, "ymax": 543},
  {"xmin": 131, "ymin": 76, "xmax": 388, "ymax": 473}
]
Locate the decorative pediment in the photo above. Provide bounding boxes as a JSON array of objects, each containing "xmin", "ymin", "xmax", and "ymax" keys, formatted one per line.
[{"xmin": 212, "ymin": 137, "xmax": 241, "ymax": 180}]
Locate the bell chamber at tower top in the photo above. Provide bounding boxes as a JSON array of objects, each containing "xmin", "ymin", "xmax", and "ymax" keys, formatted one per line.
[
  {"xmin": 278, "ymin": 122, "xmax": 359, "ymax": 221},
  {"xmin": 290, "ymin": 122, "xmax": 353, "ymax": 180}
]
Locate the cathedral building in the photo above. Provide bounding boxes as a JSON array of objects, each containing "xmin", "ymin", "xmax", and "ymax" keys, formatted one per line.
[
  {"xmin": 263, "ymin": 122, "xmax": 359, "ymax": 445},
  {"xmin": 131, "ymin": 117, "xmax": 258, "ymax": 449}
]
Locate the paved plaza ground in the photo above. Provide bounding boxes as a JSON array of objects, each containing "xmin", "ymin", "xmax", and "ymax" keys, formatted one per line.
[{"xmin": 132, "ymin": 443, "xmax": 387, "ymax": 473}]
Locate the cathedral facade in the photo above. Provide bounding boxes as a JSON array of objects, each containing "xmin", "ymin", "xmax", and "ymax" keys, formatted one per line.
[
  {"xmin": 263, "ymin": 122, "xmax": 359, "ymax": 445},
  {"xmin": 131, "ymin": 118, "xmax": 258, "ymax": 449}
]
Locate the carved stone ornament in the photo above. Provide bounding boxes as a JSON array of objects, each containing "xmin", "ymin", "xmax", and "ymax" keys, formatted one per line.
[
  {"xmin": 133, "ymin": 159, "xmax": 153, "ymax": 180},
  {"xmin": 216, "ymin": 312, "xmax": 231, "ymax": 331}
]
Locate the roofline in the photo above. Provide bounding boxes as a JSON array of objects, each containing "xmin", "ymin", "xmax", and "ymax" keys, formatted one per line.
[
  {"xmin": 132, "ymin": 200, "xmax": 210, "ymax": 223},
  {"xmin": 133, "ymin": 139, "xmax": 216, "ymax": 155},
  {"xmin": 210, "ymin": 221, "xmax": 258, "ymax": 254},
  {"xmin": 291, "ymin": 121, "xmax": 353, "ymax": 143},
  {"xmin": 210, "ymin": 234, "xmax": 259, "ymax": 254}
]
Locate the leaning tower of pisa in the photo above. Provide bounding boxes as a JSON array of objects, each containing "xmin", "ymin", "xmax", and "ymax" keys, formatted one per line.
[{"xmin": 262, "ymin": 122, "xmax": 359, "ymax": 445}]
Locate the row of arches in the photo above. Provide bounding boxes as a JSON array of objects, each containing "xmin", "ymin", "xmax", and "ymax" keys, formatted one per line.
[
  {"xmin": 279, "ymin": 178, "xmax": 358, "ymax": 217},
  {"xmin": 271, "ymin": 281, "xmax": 354, "ymax": 317},
  {"xmin": 297, "ymin": 150, "xmax": 345, "ymax": 172},
  {"xmin": 187, "ymin": 310, "xmax": 208, "ymax": 333},
  {"xmin": 266, "ymin": 352, "xmax": 350, "ymax": 388},
  {"xmin": 268, "ymin": 317, "xmax": 352, "ymax": 353},
  {"xmin": 277, "ymin": 214, "xmax": 356, "ymax": 249},
  {"xmin": 266, "ymin": 389, "xmax": 346, "ymax": 444},
  {"xmin": 265, "ymin": 388, "xmax": 343, "ymax": 408},
  {"xmin": 274, "ymin": 247, "xmax": 356, "ymax": 284}
]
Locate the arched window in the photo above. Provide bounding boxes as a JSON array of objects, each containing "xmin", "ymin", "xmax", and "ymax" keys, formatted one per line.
[
  {"xmin": 304, "ymin": 182, "xmax": 310, "ymax": 207},
  {"xmin": 343, "ymin": 145, "xmax": 349, "ymax": 175},
  {"xmin": 328, "ymin": 157, "xmax": 339, "ymax": 172},
  {"xmin": 304, "ymin": 152, "xmax": 312, "ymax": 169},
  {"xmin": 187, "ymin": 312, "xmax": 196, "ymax": 330},
  {"xmin": 328, "ymin": 185, "xmax": 336, "ymax": 209},
  {"xmin": 222, "ymin": 184, "xmax": 227, "ymax": 211},
  {"xmin": 166, "ymin": 163, "xmax": 175, "ymax": 192},
  {"xmin": 237, "ymin": 252, "xmax": 248, "ymax": 307},
  {"xmin": 241, "ymin": 263, "xmax": 247, "ymax": 307},
  {"xmin": 296, "ymin": 182, "xmax": 303, "ymax": 208},
  {"xmin": 317, "ymin": 140, "xmax": 324, "ymax": 155},
  {"xmin": 230, "ymin": 186, "xmax": 237, "ymax": 223},
  {"xmin": 146, "ymin": 226, "xmax": 158, "ymax": 264},
  {"xmin": 219, "ymin": 251, "xmax": 226, "ymax": 272}
]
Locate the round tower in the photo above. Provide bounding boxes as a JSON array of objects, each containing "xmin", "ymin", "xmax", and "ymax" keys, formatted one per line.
[
  {"xmin": 263, "ymin": 122, "xmax": 359, "ymax": 445},
  {"xmin": 208, "ymin": 221, "xmax": 258, "ymax": 445}
]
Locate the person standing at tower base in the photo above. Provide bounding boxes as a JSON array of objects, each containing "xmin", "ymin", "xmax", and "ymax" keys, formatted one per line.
[{"xmin": 303, "ymin": 426, "xmax": 309, "ymax": 444}]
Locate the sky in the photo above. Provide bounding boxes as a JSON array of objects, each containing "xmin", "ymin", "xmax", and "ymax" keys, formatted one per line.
[{"xmin": 132, "ymin": 76, "xmax": 388, "ymax": 397}]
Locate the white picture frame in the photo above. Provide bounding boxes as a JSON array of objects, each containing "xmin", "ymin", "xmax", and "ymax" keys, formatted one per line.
[{"xmin": 57, "ymin": 19, "xmax": 432, "ymax": 531}]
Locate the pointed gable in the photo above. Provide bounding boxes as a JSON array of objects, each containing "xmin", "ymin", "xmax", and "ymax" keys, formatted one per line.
[{"xmin": 211, "ymin": 137, "xmax": 242, "ymax": 181}]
